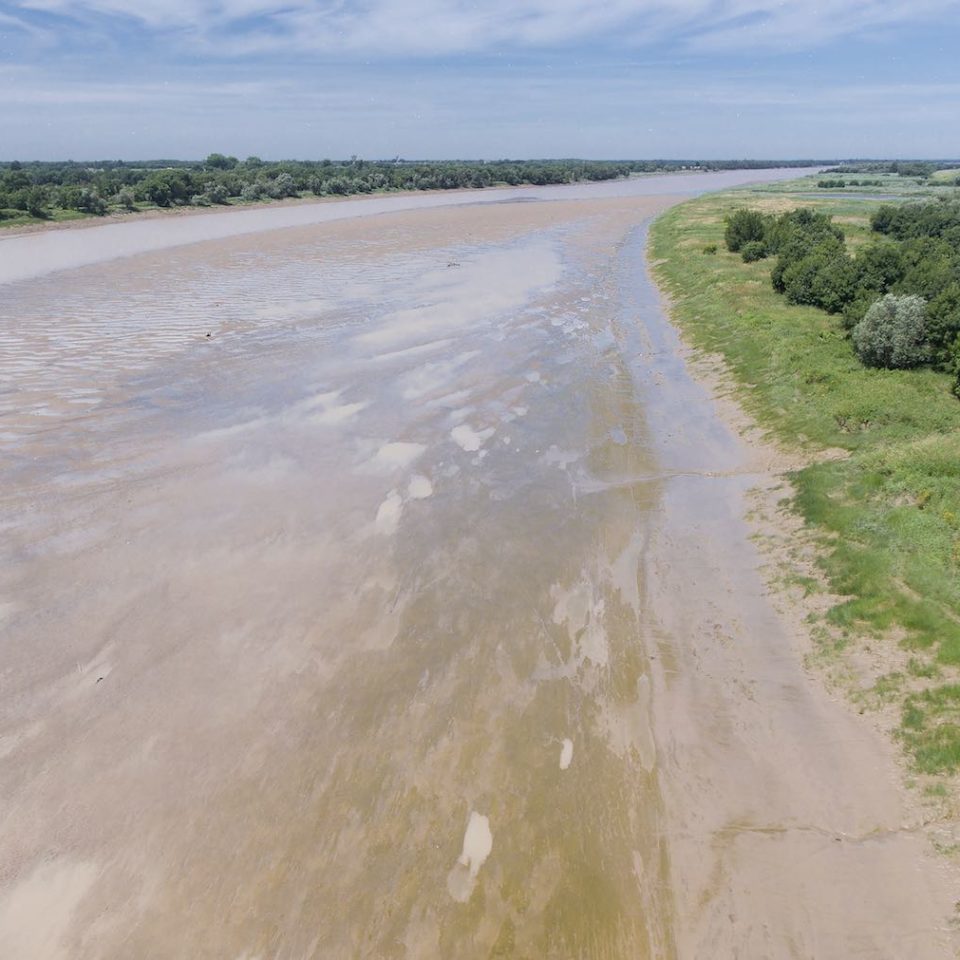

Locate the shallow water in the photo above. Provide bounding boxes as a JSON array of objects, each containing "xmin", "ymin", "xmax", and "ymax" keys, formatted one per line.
[{"xmin": 0, "ymin": 171, "xmax": 956, "ymax": 959}]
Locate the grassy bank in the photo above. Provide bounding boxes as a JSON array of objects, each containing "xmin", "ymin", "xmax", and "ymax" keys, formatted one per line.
[{"xmin": 650, "ymin": 186, "xmax": 960, "ymax": 779}]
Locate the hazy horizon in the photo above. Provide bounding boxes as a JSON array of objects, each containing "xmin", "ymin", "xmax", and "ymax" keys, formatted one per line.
[{"xmin": 2, "ymin": 155, "xmax": 954, "ymax": 164}]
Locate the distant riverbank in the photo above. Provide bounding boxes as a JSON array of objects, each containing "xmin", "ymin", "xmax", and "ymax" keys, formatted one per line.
[{"xmin": 0, "ymin": 167, "xmax": 819, "ymax": 285}]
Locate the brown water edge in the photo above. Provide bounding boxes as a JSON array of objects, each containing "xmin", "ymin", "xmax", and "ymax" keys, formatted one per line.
[{"xmin": 0, "ymin": 187, "xmax": 956, "ymax": 958}]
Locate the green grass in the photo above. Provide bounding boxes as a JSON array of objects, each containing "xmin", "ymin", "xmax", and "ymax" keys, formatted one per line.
[
  {"xmin": 931, "ymin": 168, "xmax": 960, "ymax": 183},
  {"xmin": 0, "ymin": 207, "xmax": 93, "ymax": 228},
  {"xmin": 744, "ymin": 170, "xmax": 958, "ymax": 201},
  {"xmin": 650, "ymin": 182, "xmax": 960, "ymax": 774}
]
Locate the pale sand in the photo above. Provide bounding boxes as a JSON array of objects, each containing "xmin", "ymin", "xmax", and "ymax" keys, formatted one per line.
[{"xmin": 0, "ymin": 172, "xmax": 956, "ymax": 958}]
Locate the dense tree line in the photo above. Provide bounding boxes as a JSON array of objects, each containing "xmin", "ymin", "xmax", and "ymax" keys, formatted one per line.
[
  {"xmin": 817, "ymin": 178, "xmax": 883, "ymax": 188},
  {"xmin": 0, "ymin": 156, "xmax": 829, "ymax": 223},
  {"xmin": 724, "ymin": 201, "xmax": 960, "ymax": 391},
  {"xmin": 824, "ymin": 161, "xmax": 960, "ymax": 178}
]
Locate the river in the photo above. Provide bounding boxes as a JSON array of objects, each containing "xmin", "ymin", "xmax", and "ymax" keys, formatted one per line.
[{"xmin": 1, "ymin": 169, "xmax": 955, "ymax": 958}]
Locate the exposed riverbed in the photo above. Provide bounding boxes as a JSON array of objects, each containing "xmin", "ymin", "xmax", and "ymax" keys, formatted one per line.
[{"xmin": 1, "ymin": 170, "xmax": 956, "ymax": 958}]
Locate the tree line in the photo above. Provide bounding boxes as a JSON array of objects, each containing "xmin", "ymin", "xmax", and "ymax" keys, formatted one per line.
[
  {"xmin": 824, "ymin": 161, "xmax": 960, "ymax": 179},
  {"xmin": 0, "ymin": 156, "xmax": 828, "ymax": 223},
  {"xmin": 724, "ymin": 200, "xmax": 960, "ymax": 391}
]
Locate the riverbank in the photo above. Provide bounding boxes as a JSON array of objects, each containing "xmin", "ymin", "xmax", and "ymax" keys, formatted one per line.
[{"xmin": 650, "ymin": 187, "xmax": 960, "ymax": 809}]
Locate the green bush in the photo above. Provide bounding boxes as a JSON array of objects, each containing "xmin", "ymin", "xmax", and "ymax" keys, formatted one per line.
[
  {"xmin": 780, "ymin": 238, "xmax": 857, "ymax": 314},
  {"xmin": 740, "ymin": 240, "xmax": 767, "ymax": 262},
  {"xmin": 842, "ymin": 293, "xmax": 877, "ymax": 331},
  {"xmin": 853, "ymin": 294, "xmax": 930, "ymax": 369},
  {"xmin": 855, "ymin": 241, "xmax": 905, "ymax": 293},
  {"xmin": 115, "ymin": 187, "xmax": 136, "ymax": 211},
  {"xmin": 927, "ymin": 283, "xmax": 960, "ymax": 366},
  {"xmin": 724, "ymin": 208, "xmax": 767, "ymax": 252}
]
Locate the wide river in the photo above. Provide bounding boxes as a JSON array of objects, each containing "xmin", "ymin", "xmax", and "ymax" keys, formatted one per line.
[{"xmin": 1, "ymin": 170, "xmax": 957, "ymax": 959}]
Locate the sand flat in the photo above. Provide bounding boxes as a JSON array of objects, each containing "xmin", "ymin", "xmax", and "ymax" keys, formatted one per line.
[{"xmin": 0, "ymin": 171, "xmax": 957, "ymax": 958}]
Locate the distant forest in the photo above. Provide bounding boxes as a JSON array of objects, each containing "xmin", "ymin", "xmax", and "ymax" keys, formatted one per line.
[
  {"xmin": 825, "ymin": 161, "xmax": 960, "ymax": 178},
  {"xmin": 0, "ymin": 156, "xmax": 827, "ymax": 223}
]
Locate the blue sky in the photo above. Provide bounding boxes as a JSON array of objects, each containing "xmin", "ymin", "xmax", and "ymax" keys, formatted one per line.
[{"xmin": 2, "ymin": 0, "xmax": 960, "ymax": 160}]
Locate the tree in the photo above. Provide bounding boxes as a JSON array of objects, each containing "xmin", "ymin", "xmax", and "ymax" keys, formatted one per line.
[
  {"xmin": 205, "ymin": 153, "xmax": 237, "ymax": 170},
  {"xmin": 926, "ymin": 283, "xmax": 960, "ymax": 366},
  {"xmin": 203, "ymin": 182, "xmax": 231, "ymax": 204},
  {"xmin": 115, "ymin": 187, "xmax": 136, "ymax": 211},
  {"xmin": 724, "ymin": 209, "xmax": 767, "ymax": 252},
  {"xmin": 271, "ymin": 172, "xmax": 297, "ymax": 198},
  {"xmin": 855, "ymin": 241, "xmax": 904, "ymax": 293},
  {"xmin": 852, "ymin": 294, "xmax": 930, "ymax": 368},
  {"xmin": 12, "ymin": 186, "xmax": 49, "ymax": 218},
  {"xmin": 781, "ymin": 242, "xmax": 857, "ymax": 314},
  {"xmin": 137, "ymin": 169, "xmax": 192, "ymax": 207},
  {"xmin": 741, "ymin": 240, "xmax": 767, "ymax": 262}
]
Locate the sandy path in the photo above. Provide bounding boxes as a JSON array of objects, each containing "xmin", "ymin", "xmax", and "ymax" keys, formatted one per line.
[{"xmin": 0, "ymin": 171, "xmax": 956, "ymax": 958}]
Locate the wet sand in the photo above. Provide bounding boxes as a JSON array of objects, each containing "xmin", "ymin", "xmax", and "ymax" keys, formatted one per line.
[{"xmin": 1, "ymin": 171, "xmax": 957, "ymax": 958}]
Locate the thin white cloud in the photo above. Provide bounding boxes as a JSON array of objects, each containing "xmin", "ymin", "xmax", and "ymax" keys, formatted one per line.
[{"xmin": 13, "ymin": 0, "xmax": 960, "ymax": 55}]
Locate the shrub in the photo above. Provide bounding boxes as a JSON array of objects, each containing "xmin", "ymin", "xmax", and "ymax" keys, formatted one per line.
[
  {"xmin": 765, "ymin": 207, "xmax": 844, "ymax": 255},
  {"xmin": 780, "ymin": 239, "xmax": 857, "ymax": 314},
  {"xmin": 724, "ymin": 208, "xmax": 767, "ymax": 252},
  {"xmin": 842, "ymin": 294, "xmax": 877, "ymax": 331},
  {"xmin": 853, "ymin": 294, "xmax": 930, "ymax": 368},
  {"xmin": 136, "ymin": 169, "xmax": 192, "ymax": 207},
  {"xmin": 56, "ymin": 185, "xmax": 106, "ymax": 214},
  {"xmin": 12, "ymin": 186, "xmax": 50, "ymax": 218},
  {"xmin": 950, "ymin": 336, "xmax": 960, "ymax": 397},
  {"xmin": 702, "ymin": 243, "xmax": 717, "ymax": 255},
  {"xmin": 855, "ymin": 241, "xmax": 905, "ymax": 293},
  {"xmin": 204, "ymin": 182, "xmax": 231, "ymax": 205},
  {"xmin": 926, "ymin": 283, "xmax": 960, "ymax": 366},
  {"xmin": 271, "ymin": 172, "xmax": 298, "ymax": 198},
  {"xmin": 115, "ymin": 187, "xmax": 136, "ymax": 211},
  {"xmin": 740, "ymin": 240, "xmax": 767, "ymax": 262}
]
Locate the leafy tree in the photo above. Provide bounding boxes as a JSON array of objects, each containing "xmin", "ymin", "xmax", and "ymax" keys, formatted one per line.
[
  {"xmin": 855, "ymin": 241, "xmax": 905, "ymax": 293},
  {"xmin": 271, "ymin": 172, "xmax": 297, "ymax": 198},
  {"xmin": 203, "ymin": 182, "xmax": 231, "ymax": 204},
  {"xmin": 926, "ymin": 283, "xmax": 960, "ymax": 366},
  {"xmin": 57, "ymin": 185, "xmax": 107, "ymax": 215},
  {"xmin": 781, "ymin": 241, "xmax": 857, "ymax": 314},
  {"xmin": 725, "ymin": 208, "xmax": 768, "ymax": 252},
  {"xmin": 740, "ymin": 240, "xmax": 767, "ymax": 262},
  {"xmin": 137, "ymin": 169, "xmax": 192, "ymax": 207},
  {"xmin": 842, "ymin": 293, "xmax": 877, "ymax": 331},
  {"xmin": 13, "ymin": 186, "xmax": 49, "ymax": 217},
  {"xmin": 852, "ymin": 294, "xmax": 930, "ymax": 368},
  {"xmin": 895, "ymin": 237, "xmax": 960, "ymax": 299},
  {"xmin": 205, "ymin": 153, "xmax": 237, "ymax": 170}
]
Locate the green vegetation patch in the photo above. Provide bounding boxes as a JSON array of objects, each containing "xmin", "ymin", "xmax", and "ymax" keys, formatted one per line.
[
  {"xmin": 903, "ymin": 686, "xmax": 960, "ymax": 773},
  {"xmin": 650, "ymin": 184, "xmax": 960, "ymax": 773}
]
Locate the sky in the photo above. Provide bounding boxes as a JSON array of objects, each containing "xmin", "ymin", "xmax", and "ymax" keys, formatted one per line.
[{"xmin": 2, "ymin": 0, "xmax": 960, "ymax": 160}]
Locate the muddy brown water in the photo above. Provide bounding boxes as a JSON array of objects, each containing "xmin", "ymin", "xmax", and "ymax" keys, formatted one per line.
[{"xmin": 1, "ymin": 171, "xmax": 957, "ymax": 958}]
